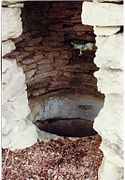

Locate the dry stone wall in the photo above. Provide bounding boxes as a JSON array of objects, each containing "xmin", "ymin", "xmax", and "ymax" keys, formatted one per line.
[
  {"xmin": 5, "ymin": 1, "xmax": 103, "ymax": 100},
  {"xmin": 82, "ymin": 1, "xmax": 124, "ymax": 179},
  {"xmin": 2, "ymin": 1, "xmax": 38, "ymax": 150}
]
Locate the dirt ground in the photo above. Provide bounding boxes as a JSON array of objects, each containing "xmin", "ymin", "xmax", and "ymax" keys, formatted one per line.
[{"xmin": 2, "ymin": 135, "xmax": 103, "ymax": 180}]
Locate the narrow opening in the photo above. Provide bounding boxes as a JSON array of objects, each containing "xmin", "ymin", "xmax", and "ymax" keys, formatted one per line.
[
  {"xmin": 5, "ymin": 1, "xmax": 104, "ymax": 139},
  {"xmin": 34, "ymin": 118, "xmax": 97, "ymax": 137}
]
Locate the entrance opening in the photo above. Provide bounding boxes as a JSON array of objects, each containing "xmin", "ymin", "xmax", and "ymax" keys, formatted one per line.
[{"xmin": 6, "ymin": 1, "xmax": 104, "ymax": 139}]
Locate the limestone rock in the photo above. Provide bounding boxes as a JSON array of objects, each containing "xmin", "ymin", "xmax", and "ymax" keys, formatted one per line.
[
  {"xmin": 8, "ymin": 121, "xmax": 38, "ymax": 150},
  {"xmin": 2, "ymin": 7, "xmax": 22, "ymax": 40},
  {"xmin": 94, "ymin": 0, "xmax": 123, "ymax": 2},
  {"xmin": 8, "ymin": 3, "xmax": 24, "ymax": 8},
  {"xmin": 94, "ymin": 94, "xmax": 123, "ymax": 167},
  {"xmin": 94, "ymin": 94, "xmax": 123, "ymax": 150},
  {"xmin": 2, "ymin": 59, "xmax": 27, "ymax": 104},
  {"xmin": 2, "ymin": 0, "xmax": 25, "ymax": 6},
  {"xmin": 98, "ymin": 157, "xmax": 124, "ymax": 180},
  {"xmin": 2, "ymin": 59, "xmax": 38, "ymax": 150},
  {"xmin": 2, "ymin": 40, "xmax": 15, "ymax": 57},
  {"xmin": 82, "ymin": 0, "xmax": 124, "ymax": 179},
  {"xmin": 82, "ymin": 2, "xmax": 123, "ymax": 26},
  {"xmin": 94, "ymin": 26, "xmax": 121, "ymax": 36},
  {"xmin": 94, "ymin": 69, "xmax": 123, "ymax": 95},
  {"xmin": 94, "ymin": 33, "xmax": 123, "ymax": 70}
]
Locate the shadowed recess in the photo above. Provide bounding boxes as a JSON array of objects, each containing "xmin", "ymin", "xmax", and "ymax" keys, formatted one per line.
[{"xmin": 34, "ymin": 118, "xmax": 97, "ymax": 137}]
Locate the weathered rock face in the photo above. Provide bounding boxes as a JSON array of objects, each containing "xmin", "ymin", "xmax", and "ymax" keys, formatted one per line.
[
  {"xmin": 2, "ymin": 3, "xmax": 38, "ymax": 150},
  {"xmin": 5, "ymin": 1, "xmax": 104, "ymax": 100},
  {"xmin": 29, "ymin": 94, "xmax": 103, "ymax": 123},
  {"xmin": 29, "ymin": 94, "xmax": 103, "ymax": 140},
  {"xmin": 82, "ymin": 1, "xmax": 124, "ymax": 179}
]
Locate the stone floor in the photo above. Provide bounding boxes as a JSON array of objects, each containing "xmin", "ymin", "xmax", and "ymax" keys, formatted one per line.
[{"xmin": 2, "ymin": 135, "xmax": 103, "ymax": 180}]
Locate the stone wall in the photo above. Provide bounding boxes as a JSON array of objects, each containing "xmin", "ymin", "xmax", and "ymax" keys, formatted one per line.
[
  {"xmin": 2, "ymin": 1, "xmax": 38, "ymax": 150},
  {"xmin": 5, "ymin": 1, "xmax": 104, "ymax": 100},
  {"xmin": 82, "ymin": 1, "xmax": 124, "ymax": 179}
]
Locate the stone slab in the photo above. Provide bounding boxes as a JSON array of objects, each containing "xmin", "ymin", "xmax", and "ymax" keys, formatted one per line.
[
  {"xmin": 94, "ymin": 26, "xmax": 121, "ymax": 36},
  {"xmin": 94, "ymin": 33, "xmax": 123, "ymax": 70},
  {"xmin": 82, "ymin": 2, "xmax": 123, "ymax": 26},
  {"xmin": 94, "ymin": 94, "xmax": 124, "ymax": 167},
  {"xmin": 98, "ymin": 157, "xmax": 124, "ymax": 180},
  {"xmin": 94, "ymin": 0, "xmax": 123, "ymax": 2},
  {"xmin": 2, "ymin": 58, "xmax": 38, "ymax": 150},
  {"xmin": 2, "ymin": 7, "xmax": 22, "ymax": 40},
  {"xmin": 94, "ymin": 69, "xmax": 123, "ymax": 95},
  {"xmin": 2, "ymin": 40, "xmax": 15, "ymax": 57}
]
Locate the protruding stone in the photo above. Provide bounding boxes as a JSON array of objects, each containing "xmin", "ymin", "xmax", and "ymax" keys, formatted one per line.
[
  {"xmin": 94, "ymin": 33, "xmax": 123, "ymax": 70},
  {"xmin": 94, "ymin": 26, "xmax": 121, "ymax": 36},
  {"xmin": 2, "ymin": 59, "xmax": 38, "ymax": 150},
  {"xmin": 8, "ymin": 3, "xmax": 24, "ymax": 8},
  {"xmin": 94, "ymin": 69, "xmax": 123, "ymax": 95},
  {"xmin": 94, "ymin": 0, "xmax": 123, "ymax": 2},
  {"xmin": 2, "ymin": 40, "xmax": 15, "ymax": 57},
  {"xmin": 98, "ymin": 157, "xmax": 124, "ymax": 180},
  {"xmin": 2, "ymin": 7, "xmax": 22, "ymax": 40},
  {"xmin": 82, "ymin": 2, "xmax": 123, "ymax": 26},
  {"xmin": 94, "ymin": 94, "xmax": 124, "ymax": 167}
]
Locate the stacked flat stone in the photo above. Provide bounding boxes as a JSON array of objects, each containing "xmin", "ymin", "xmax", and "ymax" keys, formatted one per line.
[
  {"xmin": 5, "ymin": 2, "xmax": 102, "ymax": 99},
  {"xmin": 2, "ymin": 2, "xmax": 38, "ymax": 150},
  {"xmin": 82, "ymin": 1, "xmax": 124, "ymax": 180}
]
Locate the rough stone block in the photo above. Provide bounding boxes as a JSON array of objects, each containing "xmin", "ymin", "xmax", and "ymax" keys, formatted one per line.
[
  {"xmin": 94, "ymin": 69, "xmax": 123, "ymax": 95},
  {"xmin": 94, "ymin": 0, "xmax": 123, "ymax": 2},
  {"xmin": 2, "ymin": 58, "xmax": 38, "ymax": 150},
  {"xmin": 94, "ymin": 26, "xmax": 121, "ymax": 36},
  {"xmin": 98, "ymin": 157, "xmax": 124, "ymax": 180},
  {"xmin": 94, "ymin": 33, "xmax": 123, "ymax": 70},
  {"xmin": 2, "ymin": 7, "xmax": 22, "ymax": 40},
  {"xmin": 82, "ymin": 2, "xmax": 123, "ymax": 26},
  {"xmin": 8, "ymin": 3, "xmax": 24, "ymax": 8},
  {"xmin": 2, "ymin": 40, "xmax": 15, "ymax": 57},
  {"xmin": 94, "ymin": 94, "xmax": 124, "ymax": 167}
]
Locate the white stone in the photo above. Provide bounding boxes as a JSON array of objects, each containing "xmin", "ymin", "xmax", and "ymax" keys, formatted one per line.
[
  {"xmin": 8, "ymin": 121, "xmax": 38, "ymax": 150},
  {"xmin": 94, "ymin": 95, "xmax": 124, "ymax": 179},
  {"xmin": 94, "ymin": 26, "xmax": 121, "ymax": 36},
  {"xmin": 8, "ymin": 3, "xmax": 24, "ymax": 8},
  {"xmin": 2, "ymin": 7, "xmax": 22, "ymax": 40},
  {"xmin": 98, "ymin": 157, "xmax": 124, "ymax": 180},
  {"xmin": 2, "ymin": 40, "xmax": 15, "ymax": 57},
  {"xmin": 94, "ymin": 0, "xmax": 123, "ymax": 2},
  {"xmin": 94, "ymin": 95, "xmax": 124, "ymax": 161},
  {"xmin": 2, "ymin": 0, "xmax": 25, "ymax": 6},
  {"xmin": 2, "ymin": 59, "xmax": 38, "ymax": 150},
  {"xmin": 94, "ymin": 33, "xmax": 123, "ymax": 70},
  {"xmin": 94, "ymin": 69, "xmax": 123, "ymax": 95},
  {"xmin": 82, "ymin": 2, "xmax": 123, "ymax": 26},
  {"xmin": 2, "ymin": 59, "xmax": 27, "ymax": 104}
]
